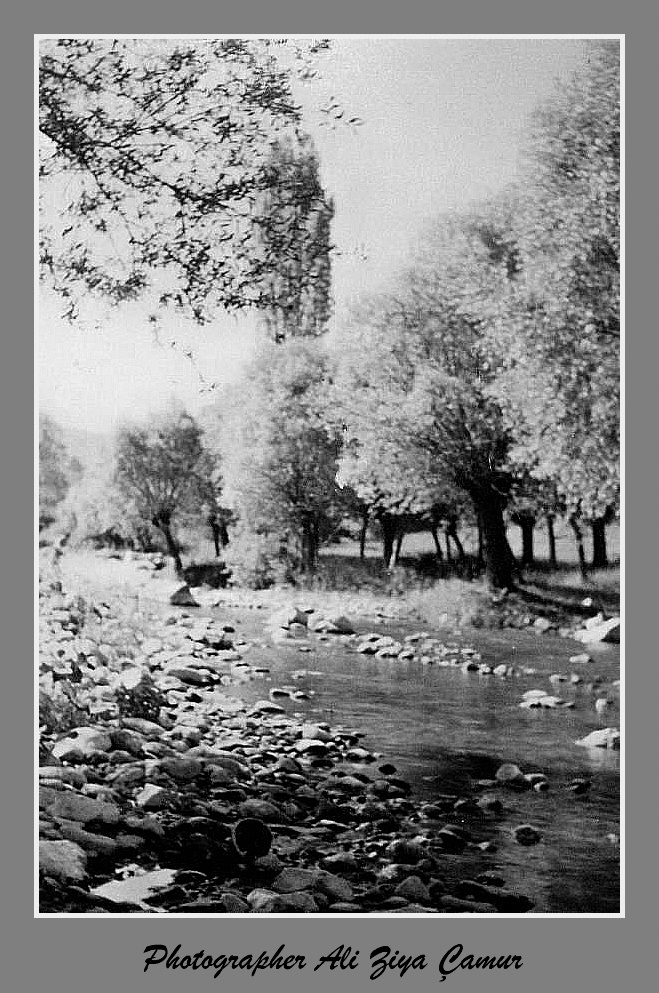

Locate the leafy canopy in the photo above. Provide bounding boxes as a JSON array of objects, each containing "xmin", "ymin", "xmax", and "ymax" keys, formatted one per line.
[{"xmin": 39, "ymin": 38, "xmax": 331, "ymax": 323}]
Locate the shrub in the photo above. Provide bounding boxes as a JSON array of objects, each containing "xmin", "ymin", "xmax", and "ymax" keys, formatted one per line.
[
  {"xmin": 223, "ymin": 526, "xmax": 294, "ymax": 589},
  {"xmin": 114, "ymin": 673, "xmax": 166, "ymax": 722}
]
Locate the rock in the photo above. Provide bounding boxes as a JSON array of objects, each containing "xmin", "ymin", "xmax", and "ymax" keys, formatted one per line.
[
  {"xmin": 188, "ymin": 748, "xmax": 250, "ymax": 779},
  {"xmin": 238, "ymin": 799, "xmax": 282, "ymax": 822},
  {"xmin": 345, "ymin": 747, "xmax": 375, "ymax": 763},
  {"xmin": 51, "ymin": 726, "xmax": 112, "ymax": 761},
  {"xmin": 394, "ymin": 875, "xmax": 430, "ymax": 903},
  {"xmin": 38, "ymin": 766, "xmax": 87, "ymax": 788},
  {"xmin": 437, "ymin": 828, "xmax": 467, "ymax": 853},
  {"xmin": 247, "ymin": 888, "xmax": 290, "ymax": 913},
  {"xmin": 574, "ymin": 617, "xmax": 620, "ymax": 644},
  {"xmin": 280, "ymin": 892, "xmax": 320, "ymax": 912},
  {"xmin": 57, "ymin": 822, "xmax": 119, "ymax": 857},
  {"xmin": 454, "ymin": 880, "xmax": 533, "ymax": 912},
  {"xmin": 120, "ymin": 717, "xmax": 164, "ymax": 737},
  {"xmin": 576, "ymin": 727, "xmax": 620, "ymax": 750},
  {"xmin": 320, "ymin": 853, "xmax": 360, "ymax": 875},
  {"xmin": 385, "ymin": 839, "xmax": 425, "ymax": 864},
  {"xmin": 495, "ymin": 762, "xmax": 525, "ymax": 785},
  {"xmin": 315, "ymin": 871, "xmax": 354, "ymax": 901},
  {"xmin": 301, "ymin": 722, "xmax": 333, "ymax": 742},
  {"xmin": 569, "ymin": 653, "xmax": 592, "ymax": 664},
  {"xmin": 567, "ymin": 778, "xmax": 591, "ymax": 795},
  {"xmin": 157, "ymin": 756, "xmax": 204, "ymax": 783},
  {"xmin": 310, "ymin": 614, "xmax": 355, "ymax": 635},
  {"xmin": 109, "ymin": 729, "xmax": 147, "ymax": 756},
  {"xmin": 533, "ymin": 616, "xmax": 554, "ymax": 633},
  {"xmin": 272, "ymin": 867, "xmax": 319, "ymax": 892},
  {"xmin": 169, "ymin": 585, "xmax": 200, "ymax": 607},
  {"xmin": 41, "ymin": 790, "xmax": 121, "ymax": 826},
  {"xmin": 135, "ymin": 784, "xmax": 175, "ymax": 810},
  {"xmin": 595, "ymin": 698, "xmax": 611, "ymax": 714},
  {"xmin": 269, "ymin": 606, "xmax": 309, "ymax": 629},
  {"xmin": 439, "ymin": 895, "xmax": 498, "ymax": 913},
  {"xmin": 39, "ymin": 840, "xmax": 87, "ymax": 883},
  {"xmin": 513, "ymin": 824, "xmax": 542, "ymax": 846},
  {"xmin": 520, "ymin": 692, "xmax": 568, "ymax": 709},
  {"xmin": 294, "ymin": 739, "xmax": 329, "ymax": 757},
  {"xmin": 248, "ymin": 700, "xmax": 286, "ymax": 716}
]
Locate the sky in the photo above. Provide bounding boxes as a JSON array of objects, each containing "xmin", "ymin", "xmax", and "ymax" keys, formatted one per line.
[{"xmin": 39, "ymin": 37, "xmax": 590, "ymax": 434}]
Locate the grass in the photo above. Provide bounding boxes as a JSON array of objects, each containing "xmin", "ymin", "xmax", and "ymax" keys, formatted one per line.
[{"xmin": 49, "ymin": 510, "xmax": 620, "ymax": 632}]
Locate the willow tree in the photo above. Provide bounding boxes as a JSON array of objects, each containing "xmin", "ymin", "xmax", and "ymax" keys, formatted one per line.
[{"xmin": 333, "ymin": 210, "xmax": 521, "ymax": 589}]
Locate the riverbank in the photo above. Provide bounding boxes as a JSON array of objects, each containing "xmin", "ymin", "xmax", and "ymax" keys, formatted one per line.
[{"xmin": 38, "ymin": 550, "xmax": 620, "ymax": 914}]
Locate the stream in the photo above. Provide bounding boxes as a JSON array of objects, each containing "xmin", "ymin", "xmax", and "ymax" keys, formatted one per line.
[{"xmin": 215, "ymin": 610, "xmax": 621, "ymax": 914}]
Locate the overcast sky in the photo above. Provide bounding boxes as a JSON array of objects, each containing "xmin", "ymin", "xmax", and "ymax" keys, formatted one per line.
[{"xmin": 39, "ymin": 37, "xmax": 590, "ymax": 433}]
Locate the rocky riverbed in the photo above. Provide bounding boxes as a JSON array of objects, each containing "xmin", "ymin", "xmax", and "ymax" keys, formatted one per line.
[{"xmin": 38, "ymin": 554, "xmax": 619, "ymax": 915}]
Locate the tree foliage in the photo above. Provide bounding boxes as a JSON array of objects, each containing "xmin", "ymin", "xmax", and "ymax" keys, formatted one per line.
[
  {"xmin": 39, "ymin": 38, "xmax": 331, "ymax": 323},
  {"xmin": 255, "ymin": 137, "xmax": 334, "ymax": 342},
  {"xmin": 219, "ymin": 340, "xmax": 344, "ymax": 572},
  {"xmin": 39, "ymin": 413, "xmax": 81, "ymax": 526},
  {"xmin": 113, "ymin": 409, "xmax": 220, "ymax": 571},
  {"xmin": 483, "ymin": 41, "xmax": 620, "ymax": 518},
  {"xmin": 332, "ymin": 211, "xmax": 519, "ymax": 587}
]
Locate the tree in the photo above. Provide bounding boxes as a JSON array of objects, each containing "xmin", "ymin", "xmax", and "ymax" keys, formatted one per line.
[
  {"xmin": 39, "ymin": 413, "xmax": 81, "ymax": 528},
  {"xmin": 39, "ymin": 38, "xmax": 332, "ymax": 323},
  {"xmin": 219, "ymin": 340, "xmax": 345, "ymax": 573},
  {"xmin": 333, "ymin": 210, "xmax": 521, "ymax": 589},
  {"xmin": 255, "ymin": 136, "xmax": 334, "ymax": 342},
  {"xmin": 506, "ymin": 475, "xmax": 564, "ymax": 568},
  {"xmin": 484, "ymin": 42, "xmax": 620, "ymax": 526},
  {"xmin": 113, "ymin": 410, "xmax": 220, "ymax": 572}
]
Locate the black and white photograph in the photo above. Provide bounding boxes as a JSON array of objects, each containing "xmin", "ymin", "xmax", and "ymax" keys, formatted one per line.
[{"xmin": 37, "ymin": 35, "xmax": 622, "ymax": 917}]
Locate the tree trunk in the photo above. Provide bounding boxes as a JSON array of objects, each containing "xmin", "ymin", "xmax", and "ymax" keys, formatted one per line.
[
  {"xmin": 157, "ymin": 520, "xmax": 183, "ymax": 575},
  {"xmin": 518, "ymin": 515, "xmax": 536, "ymax": 567},
  {"xmin": 210, "ymin": 521, "xmax": 221, "ymax": 558},
  {"xmin": 546, "ymin": 514, "xmax": 557, "ymax": 568},
  {"xmin": 359, "ymin": 507, "xmax": 369, "ymax": 560},
  {"xmin": 394, "ymin": 532, "xmax": 404, "ymax": 565},
  {"xmin": 591, "ymin": 517, "xmax": 609, "ymax": 568},
  {"xmin": 472, "ymin": 492, "xmax": 514, "ymax": 589},
  {"xmin": 430, "ymin": 527, "xmax": 444, "ymax": 562},
  {"xmin": 446, "ymin": 518, "xmax": 465, "ymax": 562},
  {"xmin": 569, "ymin": 513, "xmax": 588, "ymax": 580},
  {"xmin": 381, "ymin": 516, "xmax": 396, "ymax": 567},
  {"xmin": 476, "ymin": 514, "xmax": 485, "ymax": 568},
  {"xmin": 301, "ymin": 521, "xmax": 318, "ymax": 573}
]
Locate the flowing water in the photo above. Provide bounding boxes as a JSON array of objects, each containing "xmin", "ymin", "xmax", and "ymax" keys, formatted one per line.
[{"xmin": 219, "ymin": 614, "xmax": 621, "ymax": 915}]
